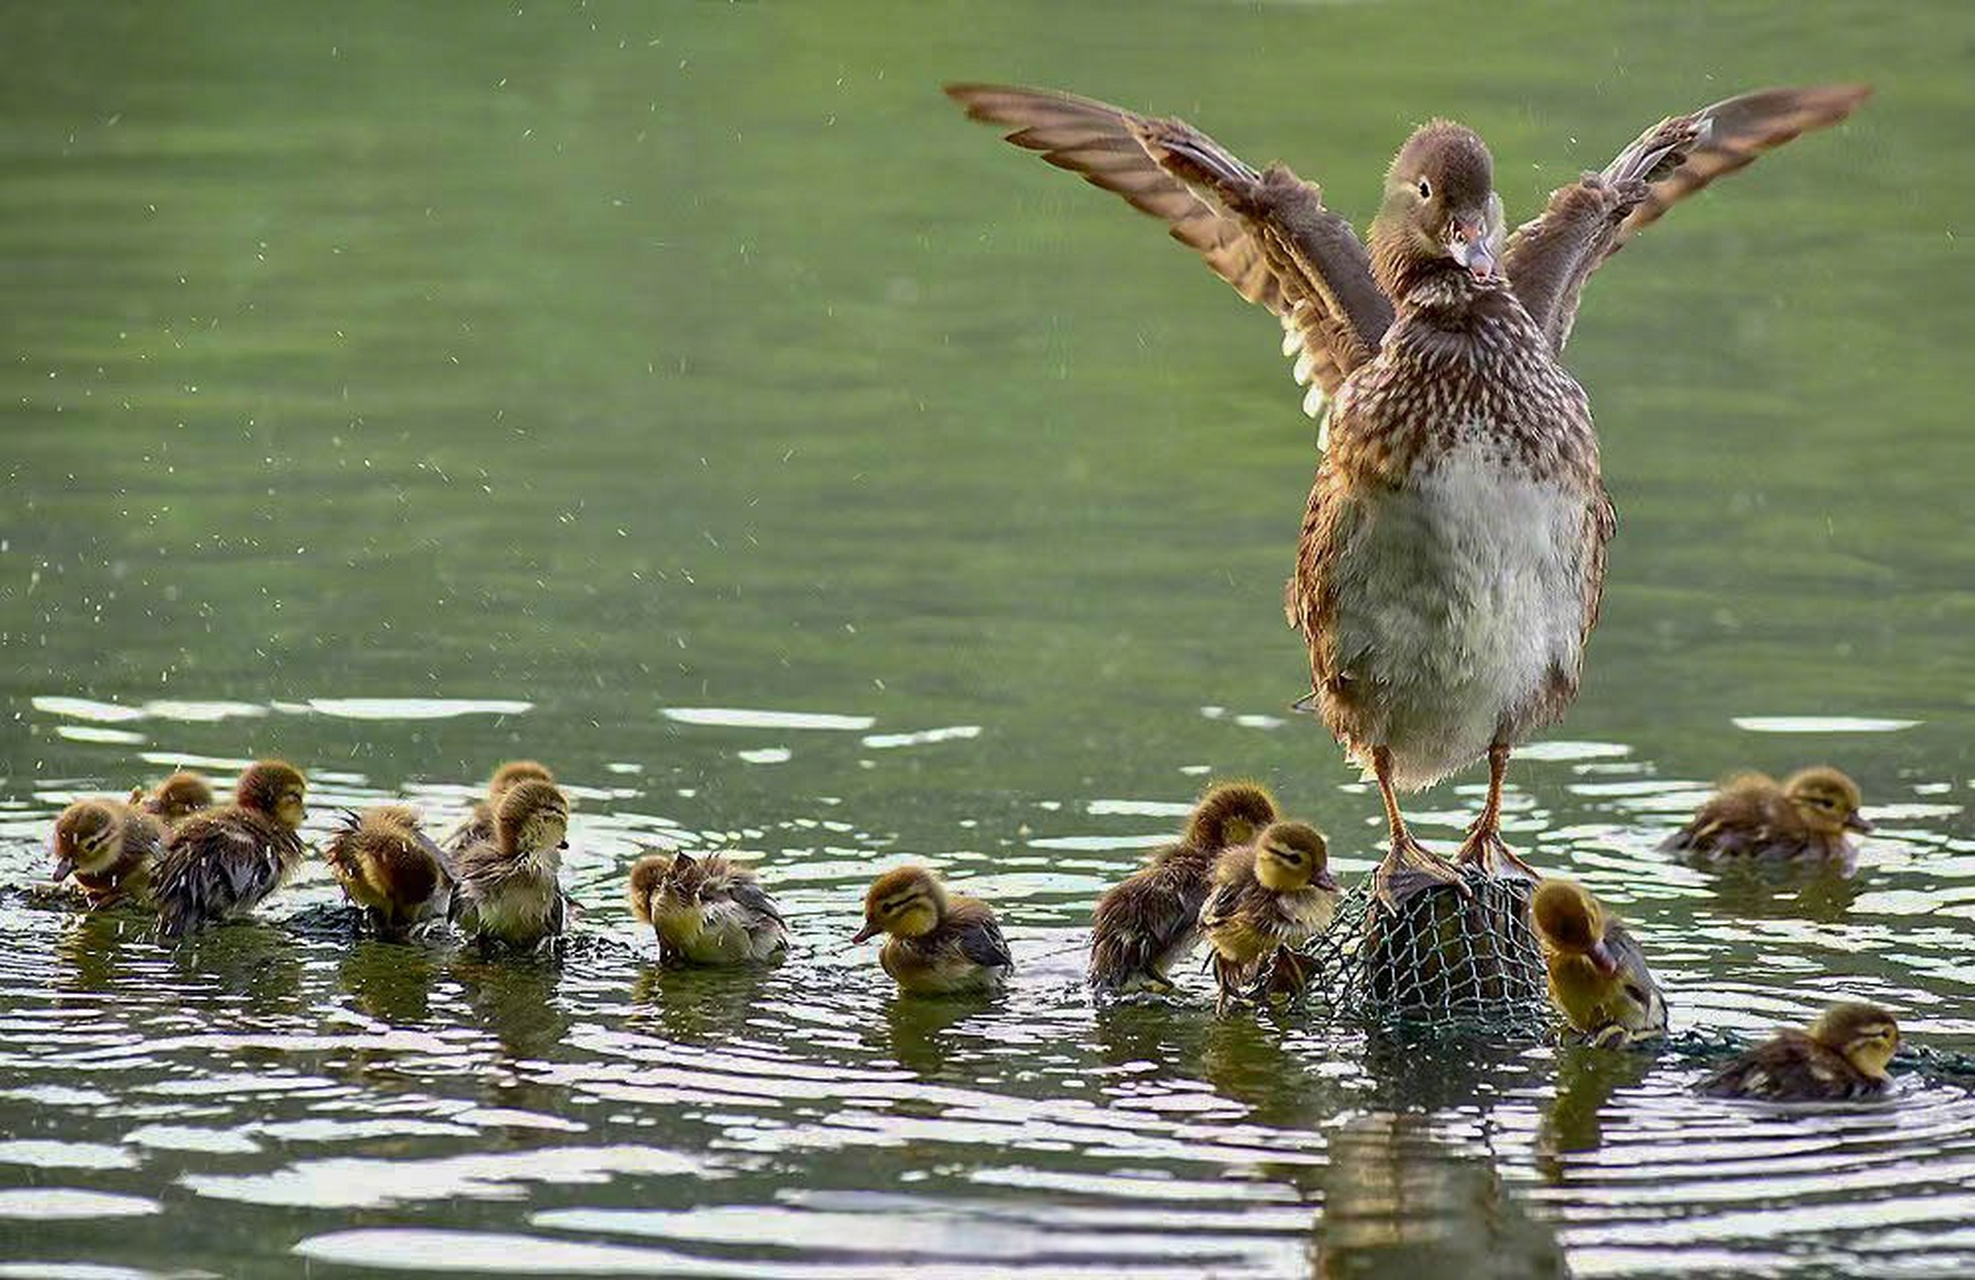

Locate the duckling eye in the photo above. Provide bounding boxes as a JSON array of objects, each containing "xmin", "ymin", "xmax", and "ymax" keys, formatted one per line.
[{"xmin": 1417, "ymin": 178, "xmax": 1432, "ymax": 199}]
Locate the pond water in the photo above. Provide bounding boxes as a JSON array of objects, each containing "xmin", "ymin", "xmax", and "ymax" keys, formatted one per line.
[{"xmin": 2, "ymin": 2, "xmax": 1970, "ymax": 1276}]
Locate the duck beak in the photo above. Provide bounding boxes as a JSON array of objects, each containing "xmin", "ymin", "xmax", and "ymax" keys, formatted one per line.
[
  {"xmin": 1314, "ymin": 868, "xmax": 1339, "ymax": 893},
  {"xmin": 1449, "ymin": 217, "xmax": 1496, "ymax": 281},
  {"xmin": 50, "ymin": 854, "xmax": 74, "ymax": 882},
  {"xmin": 851, "ymin": 921, "xmax": 880, "ymax": 944},
  {"xmin": 557, "ymin": 839, "xmax": 570, "ymax": 850},
  {"xmin": 1844, "ymin": 812, "xmax": 1874, "ymax": 834},
  {"xmin": 1586, "ymin": 938, "xmax": 1620, "ymax": 978}
]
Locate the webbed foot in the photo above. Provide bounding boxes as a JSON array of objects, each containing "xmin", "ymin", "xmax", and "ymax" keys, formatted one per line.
[
  {"xmin": 1371, "ymin": 833, "xmax": 1466, "ymax": 914},
  {"xmin": 1453, "ymin": 824, "xmax": 1538, "ymax": 882}
]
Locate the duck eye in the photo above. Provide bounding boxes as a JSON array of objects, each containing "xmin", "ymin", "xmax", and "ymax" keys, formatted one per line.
[{"xmin": 1416, "ymin": 178, "xmax": 1432, "ymax": 199}]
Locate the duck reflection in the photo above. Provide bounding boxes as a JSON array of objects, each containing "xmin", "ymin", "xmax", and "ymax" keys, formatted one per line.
[
  {"xmin": 879, "ymin": 990, "xmax": 999, "ymax": 1076},
  {"xmin": 1091, "ymin": 996, "xmax": 1212, "ymax": 1080},
  {"xmin": 450, "ymin": 952, "xmax": 566, "ymax": 1060},
  {"xmin": 339, "ymin": 937, "xmax": 443, "ymax": 1024},
  {"xmin": 1312, "ymin": 1112, "xmax": 1570, "ymax": 1279},
  {"xmin": 628, "ymin": 962, "xmax": 769, "ymax": 1043},
  {"xmin": 1200, "ymin": 1019, "xmax": 1344, "ymax": 1132},
  {"xmin": 168, "ymin": 921, "xmax": 304, "ymax": 1018},
  {"xmin": 1536, "ymin": 1040, "xmax": 1652, "ymax": 1177},
  {"xmin": 1358, "ymin": 1025, "xmax": 1547, "ymax": 1112},
  {"xmin": 52, "ymin": 907, "xmax": 151, "ymax": 991}
]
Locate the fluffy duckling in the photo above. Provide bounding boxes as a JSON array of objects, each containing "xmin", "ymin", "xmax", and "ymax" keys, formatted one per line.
[
  {"xmin": 627, "ymin": 851, "xmax": 790, "ymax": 965},
  {"xmin": 1662, "ymin": 767, "xmax": 1870, "ymax": 865},
  {"xmin": 854, "ymin": 866, "xmax": 1012, "ymax": 996},
  {"xmin": 324, "ymin": 804, "xmax": 455, "ymax": 941},
  {"xmin": 1088, "ymin": 781, "xmax": 1280, "ymax": 996},
  {"xmin": 129, "ymin": 770, "xmax": 215, "ymax": 826},
  {"xmin": 49, "ymin": 798, "xmax": 165, "ymax": 909},
  {"xmin": 1531, "ymin": 879, "xmax": 1669, "ymax": 1047},
  {"xmin": 1699, "ymin": 1002, "xmax": 1899, "ymax": 1101},
  {"xmin": 449, "ymin": 779, "xmax": 569, "ymax": 950},
  {"xmin": 153, "ymin": 761, "xmax": 308, "ymax": 938},
  {"xmin": 1198, "ymin": 821, "xmax": 1339, "ymax": 1013},
  {"xmin": 443, "ymin": 759, "xmax": 557, "ymax": 856}
]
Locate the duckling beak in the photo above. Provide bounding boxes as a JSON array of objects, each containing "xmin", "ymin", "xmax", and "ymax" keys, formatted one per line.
[
  {"xmin": 1314, "ymin": 868, "xmax": 1339, "ymax": 893},
  {"xmin": 50, "ymin": 854, "xmax": 74, "ymax": 882},
  {"xmin": 851, "ymin": 921, "xmax": 880, "ymax": 944},
  {"xmin": 1844, "ymin": 812, "xmax": 1874, "ymax": 834},
  {"xmin": 1448, "ymin": 217, "xmax": 1496, "ymax": 281},
  {"xmin": 1585, "ymin": 938, "xmax": 1620, "ymax": 978},
  {"xmin": 557, "ymin": 839, "xmax": 569, "ymax": 850}
]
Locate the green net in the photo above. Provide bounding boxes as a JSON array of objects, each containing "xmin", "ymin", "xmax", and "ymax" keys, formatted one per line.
[{"xmin": 1255, "ymin": 865, "xmax": 1555, "ymax": 1037}]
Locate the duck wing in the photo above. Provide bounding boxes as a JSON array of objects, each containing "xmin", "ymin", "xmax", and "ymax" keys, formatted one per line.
[
  {"xmin": 945, "ymin": 83, "xmax": 1390, "ymax": 411},
  {"xmin": 1507, "ymin": 83, "xmax": 1870, "ymax": 353},
  {"xmin": 949, "ymin": 899, "xmax": 1014, "ymax": 970}
]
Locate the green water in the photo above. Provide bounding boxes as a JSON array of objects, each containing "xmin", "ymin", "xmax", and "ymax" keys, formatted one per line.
[{"xmin": 2, "ymin": 1, "xmax": 1970, "ymax": 1276}]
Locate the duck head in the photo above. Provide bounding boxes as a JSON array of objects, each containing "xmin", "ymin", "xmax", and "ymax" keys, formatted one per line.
[
  {"xmin": 1784, "ymin": 767, "xmax": 1871, "ymax": 836},
  {"xmin": 853, "ymin": 866, "xmax": 946, "ymax": 943},
  {"xmin": 1371, "ymin": 121, "xmax": 1504, "ymax": 291},
  {"xmin": 495, "ymin": 779, "xmax": 569, "ymax": 859},
  {"xmin": 1532, "ymin": 879, "xmax": 1616, "ymax": 974},
  {"xmin": 50, "ymin": 800, "xmax": 124, "ymax": 881},
  {"xmin": 488, "ymin": 759, "xmax": 555, "ymax": 800},
  {"xmin": 237, "ymin": 761, "xmax": 307, "ymax": 829},
  {"xmin": 1253, "ymin": 821, "xmax": 1336, "ymax": 893},
  {"xmin": 1185, "ymin": 781, "xmax": 1279, "ymax": 852},
  {"xmin": 148, "ymin": 771, "xmax": 214, "ymax": 821},
  {"xmin": 1809, "ymin": 1001, "xmax": 1899, "ymax": 1081},
  {"xmin": 626, "ymin": 851, "xmax": 673, "ymax": 925}
]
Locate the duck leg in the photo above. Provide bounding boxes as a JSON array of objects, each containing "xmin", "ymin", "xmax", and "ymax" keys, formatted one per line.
[
  {"xmin": 1370, "ymin": 745, "xmax": 1463, "ymax": 913},
  {"xmin": 1453, "ymin": 742, "xmax": 1538, "ymax": 881}
]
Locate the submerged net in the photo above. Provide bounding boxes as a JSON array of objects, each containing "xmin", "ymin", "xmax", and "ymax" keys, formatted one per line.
[{"xmin": 1255, "ymin": 864, "xmax": 1555, "ymax": 1038}]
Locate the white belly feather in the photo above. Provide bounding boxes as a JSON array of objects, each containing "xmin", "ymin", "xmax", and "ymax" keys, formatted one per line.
[{"xmin": 1332, "ymin": 438, "xmax": 1590, "ymax": 789}]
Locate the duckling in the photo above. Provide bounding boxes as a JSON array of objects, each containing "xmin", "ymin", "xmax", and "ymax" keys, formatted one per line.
[
  {"xmin": 152, "ymin": 760, "xmax": 308, "ymax": 938},
  {"xmin": 1530, "ymin": 879, "xmax": 1669, "ymax": 1046},
  {"xmin": 324, "ymin": 804, "xmax": 454, "ymax": 941},
  {"xmin": 49, "ymin": 798, "xmax": 165, "ymax": 909},
  {"xmin": 1088, "ymin": 781, "xmax": 1280, "ymax": 996},
  {"xmin": 1662, "ymin": 767, "xmax": 1870, "ymax": 865},
  {"xmin": 853, "ymin": 865, "xmax": 1011, "ymax": 996},
  {"xmin": 627, "ymin": 850, "xmax": 790, "ymax": 965},
  {"xmin": 128, "ymin": 770, "xmax": 215, "ymax": 826},
  {"xmin": 1699, "ymin": 1002, "xmax": 1899, "ymax": 1101},
  {"xmin": 1198, "ymin": 821, "xmax": 1340, "ymax": 1014},
  {"xmin": 443, "ymin": 759, "xmax": 557, "ymax": 856},
  {"xmin": 449, "ymin": 779, "xmax": 569, "ymax": 950}
]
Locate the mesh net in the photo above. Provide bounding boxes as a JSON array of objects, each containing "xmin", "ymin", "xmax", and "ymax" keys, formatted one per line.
[{"xmin": 1253, "ymin": 864, "xmax": 1555, "ymax": 1037}]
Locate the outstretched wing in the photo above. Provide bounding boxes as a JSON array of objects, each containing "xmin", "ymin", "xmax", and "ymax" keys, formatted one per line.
[
  {"xmin": 1506, "ymin": 83, "xmax": 1870, "ymax": 352},
  {"xmin": 945, "ymin": 83, "xmax": 1389, "ymax": 410}
]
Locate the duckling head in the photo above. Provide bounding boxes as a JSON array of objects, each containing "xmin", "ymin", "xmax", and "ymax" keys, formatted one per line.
[
  {"xmin": 1532, "ymin": 880, "xmax": 1616, "ymax": 974},
  {"xmin": 1809, "ymin": 1001, "xmax": 1899, "ymax": 1080},
  {"xmin": 1185, "ymin": 781, "xmax": 1279, "ymax": 852},
  {"xmin": 149, "ymin": 771, "xmax": 214, "ymax": 821},
  {"xmin": 237, "ymin": 761, "xmax": 307, "ymax": 829},
  {"xmin": 1253, "ymin": 821, "xmax": 1336, "ymax": 893},
  {"xmin": 626, "ymin": 852, "xmax": 673, "ymax": 926},
  {"xmin": 853, "ymin": 866, "xmax": 946, "ymax": 942},
  {"xmin": 1784, "ymin": 767, "xmax": 1871, "ymax": 837},
  {"xmin": 489, "ymin": 759, "xmax": 555, "ymax": 799},
  {"xmin": 495, "ymin": 779, "xmax": 569, "ymax": 858},
  {"xmin": 51, "ymin": 800, "xmax": 124, "ymax": 881}
]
